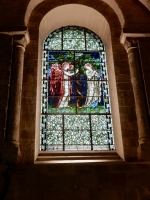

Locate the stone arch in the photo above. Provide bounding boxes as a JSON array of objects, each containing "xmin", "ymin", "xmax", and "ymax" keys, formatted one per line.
[
  {"xmin": 139, "ymin": 0, "xmax": 150, "ymax": 11},
  {"xmin": 25, "ymin": 0, "xmax": 125, "ymax": 28},
  {"xmin": 21, "ymin": 2, "xmax": 138, "ymax": 163}
]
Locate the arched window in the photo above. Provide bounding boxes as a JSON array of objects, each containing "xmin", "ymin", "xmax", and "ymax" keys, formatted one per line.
[{"xmin": 40, "ymin": 26, "xmax": 115, "ymax": 151}]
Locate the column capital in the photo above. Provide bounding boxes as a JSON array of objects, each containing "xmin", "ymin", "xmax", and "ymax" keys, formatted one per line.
[
  {"xmin": 120, "ymin": 32, "xmax": 150, "ymax": 45},
  {"xmin": 123, "ymin": 38, "xmax": 138, "ymax": 52},
  {"xmin": 0, "ymin": 29, "xmax": 30, "ymax": 48}
]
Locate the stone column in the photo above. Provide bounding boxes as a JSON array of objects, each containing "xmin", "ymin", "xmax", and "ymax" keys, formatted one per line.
[
  {"xmin": 6, "ymin": 43, "xmax": 25, "ymax": 145},
  {"xmin": 124, "ymin": 38, "xmax": 150, "ymax": 161},
  {"xmin": 2, "ymin": 31, "xmax": 30, "ymax": 163}
]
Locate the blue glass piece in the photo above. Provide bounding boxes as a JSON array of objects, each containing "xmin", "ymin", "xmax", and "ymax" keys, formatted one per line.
[{"xmin": 88, "ymin": 100, "xmax": 98, "ymax": 108}]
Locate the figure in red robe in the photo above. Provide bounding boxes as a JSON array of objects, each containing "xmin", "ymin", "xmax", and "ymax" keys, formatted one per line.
[{"xmin": 50, "ymin": 62, "xmax": 78, "ymax": 108}]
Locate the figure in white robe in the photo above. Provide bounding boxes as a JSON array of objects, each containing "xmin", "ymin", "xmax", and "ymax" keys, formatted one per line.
[
  {"xmin": 84, "ymin": 63, "xmax": 101, "ymax": 107},
  {"xmin": 58, "ymin": 62, "xmax": 78, "ymax": 107}
]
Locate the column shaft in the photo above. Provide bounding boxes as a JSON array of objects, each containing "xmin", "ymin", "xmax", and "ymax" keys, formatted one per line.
[
  {"xmin": 6, "ymin": 45, "xmax": 25, "ymax": 146},
  {"xmin": 127, "ymin": 46, "xmax": 150, "ymax": 143},
  {"xmin": 125, "ymin": 40, "xmax": 150, "ymax": 161}
]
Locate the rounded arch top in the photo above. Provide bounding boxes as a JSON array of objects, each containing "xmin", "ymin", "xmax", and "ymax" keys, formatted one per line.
[
  {"xmin": 39, "ymin": 4, "xmax": 113, "ymax": 48},
  {"xmin": 43, "ymin": 26, "xmax": 105, "ymax": 51},
  {"xmin": 32, "ymin": 4, "xmax": 124, "ymax": 159},
  {"xmin": 139, "ymin": 0, "xmax": 150, "ymax": 11},
  {"xmin": 25, "ymin": 0, "xmax": 124, "ymax": 28}
]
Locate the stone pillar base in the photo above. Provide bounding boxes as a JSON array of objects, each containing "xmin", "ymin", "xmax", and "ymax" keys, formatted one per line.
[
  {"xmin": 137, "ymin": 141, "xmax": 150, "ymax": 161},
  {"xmin": 1, "ymin": 142, "xmax": 20, "ymax": 164}
]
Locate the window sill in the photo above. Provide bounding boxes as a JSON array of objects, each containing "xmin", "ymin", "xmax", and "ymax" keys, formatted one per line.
[{"xmin": 35, "ymin": 150, "xmax": 122, "ymax": 164}]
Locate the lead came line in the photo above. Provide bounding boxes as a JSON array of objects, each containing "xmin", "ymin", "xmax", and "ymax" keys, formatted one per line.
[
  {"xmin": 62, "ymin": 115, "xmax": 65, "ymax": 150},
  {"xmin": 89, "ymin": 114, "xmax": 93, "ymax": 150}
]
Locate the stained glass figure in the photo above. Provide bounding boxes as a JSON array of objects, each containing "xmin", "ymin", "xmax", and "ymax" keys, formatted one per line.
[{"xmin": 40, "ymin": 26, "xmax": 115, "ymax": 151}]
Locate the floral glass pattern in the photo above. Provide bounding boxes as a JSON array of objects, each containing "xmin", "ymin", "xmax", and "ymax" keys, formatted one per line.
[{"xmin": 40, "ymin": 26, "xmax": 115, "ymax": 151}]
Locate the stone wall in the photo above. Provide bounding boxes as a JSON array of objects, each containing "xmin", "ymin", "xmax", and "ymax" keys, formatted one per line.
[
  {"xmin": 0, "ymin": 1, "xmax": 150, "ymax": 200},
  {"xmin": 0, "ymin": 163, "xmax": 150, "ymax": 200},
  {"xmin": 0, "ymin": 34, "xmax": 12, "ymax": 142}
]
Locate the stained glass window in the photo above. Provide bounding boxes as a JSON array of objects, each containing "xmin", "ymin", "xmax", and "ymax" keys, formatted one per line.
[{"xmin": 40, "ymin": 26, "xmax": 115, "ymax": 151}]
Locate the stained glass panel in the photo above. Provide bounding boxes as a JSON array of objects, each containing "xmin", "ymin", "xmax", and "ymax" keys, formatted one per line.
[
  {"xmin": 40, "ymin": 26, "xmax": 115, "ymax": 151},
  {"xmin": 63, "ymin": 29, "xmax": 84, "ymax": 38},
  {"xmin": 63, "ymin": 39, "xmax": 85, "ymax": 50},
  {"xmin": 44, "ymin": 32, "xmax": 62, "ymax": 50},
  {"xmin": 86, "ymin": 39, "xmax": 100, "ymax": 51},
  {"xmin": 64, "ymin": 115, "xmax": 90, "ymax": 130}
]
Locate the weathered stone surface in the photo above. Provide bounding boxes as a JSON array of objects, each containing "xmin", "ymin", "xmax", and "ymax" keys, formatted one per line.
[
  {"xmin": 0, "ymin": 34, "xmax": 12, "ymax": 141},
  {"xmin": 0, "ymin": 163, "xmax": 149, "ymax": 200}
]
